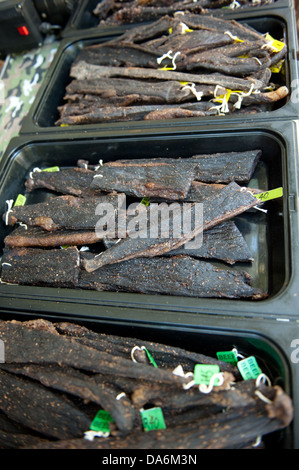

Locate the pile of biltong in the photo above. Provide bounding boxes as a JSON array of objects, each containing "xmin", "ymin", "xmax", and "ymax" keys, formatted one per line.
[
  {"xmin": 93, "ymin": 0, "xmax": 276, "ymax": 26},
  {"xmin": 0, "ymin": 318, "xmax": 293, "ymax": 449},
  {"xmin": 56, "ymin": 14, "xmax": 288, "ymax": 126},
  {"xmin": 0, "ymin": 150, "xmax": 269, "ymax": 300}
]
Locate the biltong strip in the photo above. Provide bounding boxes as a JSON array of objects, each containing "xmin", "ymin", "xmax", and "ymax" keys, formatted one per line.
[
  {"xmin": 4, "ymin": 226, "xmax": 102, "ymax": 248},
  {"xmin": 106, "ymin": 150, "xmax": 261, "ymax": 184},
  {"xmin": 90, "ymin": 159, "xmax": 198, "ymax": 199},
  {"xmin": 191, "ymin": 150, "xmax": 261, "ymax": 183},
  {"xmin": 0, "ymin": 320, "xmax": 189, "ymax": 386},
  {"xmin": 0, "ymin": 246, "xmax": 80, "ymax": 288},
  {"xmin": 163, "ymin": 221, "xmax": 253, "ymax": 265},
  {"xmin": 103, "ymin": 220, "xmax": 253, "ymax": 265},
  {"xmin": 79, "ymin": 255, "xmax": 265, "ymax": 299},
  {"xmin": 0, "ymin": 363, "xmax": 136, "ymax": 433},
  {"xmin": 25, "ymin": 167, "xmax": 100, "ymax": 198},
  {"xmin": 22, "ymin": 385, "xmax": 293, "ymax": 449},
  {"xmin": 83, "ymin": 182, "xmax": 261, "ymax": 272},
  {"xmin": 53, "ymin": 320, "xmax": 239, "ymax": 376},
  {"xmin": 3, "ymin": 194, "xmax": 121, "ymax": 232},
  {"xmin": 70, "ymin": 62, "xmax": 264, "ymax": 93},
  {"xmin": 0, "ymin": 369, "xmax": 91, "ymax": 440}
]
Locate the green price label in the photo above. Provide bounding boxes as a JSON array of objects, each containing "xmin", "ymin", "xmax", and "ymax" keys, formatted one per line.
[
  {"xmin": 237, "ymin": 356, "xmax": 262, "ymax": 380},
  {"xmin": 90, "ymin": 410, "xmax": 114, "ymax": 433},
  {"xmin": 140, "ymin": 407, "xmax": 166, "ymax": 432},
  {"xmin": 140, "ymin": 197, "xmax": 150, "ymax": 206},
  {"xmin": 143, "ymin": 347, "xmax": 158, "ymax": 368},
  {"xmin": 42, "ymin": 166, "xmax": 60, "ymax": 172},
  {"xmin": 13, "ymin": 194, "xmax": 26, "ymax": 207},
  {"xmin": 253, "ymin": 187, "xmax": 283, "ymax": 202},
  {"xmin": 194, "ymin": 364, "xmax": 220, "ymax": 385},
  {"xmin": 216, "ymin": 351, "xmax": 238, "ymax": 365}
]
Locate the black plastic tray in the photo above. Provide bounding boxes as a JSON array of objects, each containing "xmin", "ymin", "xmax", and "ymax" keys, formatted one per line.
[
  {"xmin": 0, "ymin": 121, "xmax": 298, "ymax": 321},
  {"xmin": 20, "ymin": 10, "xmax": 299, "ymax": 135},
  {"xmin": 0, "ymin": 309, "xmax": 297, "ymax": 448},
  {"xmin": 62, "ymin": 0, "xmax": 294, "ymax": 39}
]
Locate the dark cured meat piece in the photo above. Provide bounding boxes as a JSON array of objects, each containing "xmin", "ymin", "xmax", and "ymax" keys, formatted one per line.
[
  {"xmin": 0, "ymin": 247, "xmax": 80, "ymax": 288},
  {"xmin": 64, "ymin": 78, "xmax": 218, "ymax": 104},
  {"xmin": 0, "ymin": 363, "xmax": 136, "ymax": 433},
  {"xmin": 191, "ymin": 150, "xmax": 261, "ymax": 183},
  {"xmin": 158, "ymin": 221, "xmax": 253, "ymax": 264},
  {"xmin": 0, "ymin": 431, "xmax": 49, "ymax": 450},
  {"xmin": 3, "ymin": 194, "xmax": 121, "ymax": 232},
  {"xmin": 0, "ymin": 320, "xmax": 189, "ymax": 386},
  {"xmin": 180, "ymin": 14, "xmax": 265, "ymax": 42},
  {"xmin": 4, "ymin": 226, "xmax": 102, "ymax": 248},
  {"xmin": 184, "ymin": 181, "xmax": 226, "ymax": 202},
  {"xmin": 53, "ymin": 320, "xmax": 240, "ymax": 376},
  {"xmin": 23, "ymin": 385, "xmax": 293, "ymax": 449},
  {"xmin": 55, "ymin": 101, "xmax": 209, "ymax": 125},
  {"xmin": 0, "ymin": 369, "xmax": 91, "ymax": 440},
  {"xmin": 103, "ymin": 221, "xmax": 254, "ymax": 265},
  {"xmin": 105, "ymin": 150, "xmax": 261, "ymax": 184},
  {"xmin": 70, "ymin": 62, "xmax": 264, "ymax": 92},
  {"xmin": 25, "ymin": 167, "xmax": 100, "ymax": 198},
  {"xmin": 79, "ymin": 254, "xmax": 265, "ymax": 299},
  {"xmin": 131, "ymin": 376, "xmax": 263, "ymax": 411},
  {"xmin": 183, "ymin": 42, "xmax": 272, "ymax": 76},
  {"xmin": 144, "ymin": 29, "xmax": 233, "ymax": 55},
  {"xmin": 83, "ymin": 182, "xmax": 262, "ymax": 272},
  {"xmin": 91, "ymin": 159, "xmax": 198, "ymax": 199},
  {"xmin": 73, "ymin": 42, "xmax": 160, "ymax": 69}
]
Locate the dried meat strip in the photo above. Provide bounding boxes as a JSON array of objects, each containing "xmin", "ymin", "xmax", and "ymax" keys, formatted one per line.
[
  {"xmin": 162, "ymin": 221, "xmax": 253, "ymax": 264},
  {"xmin": 90, "ymin": 158, "xmax": 198, "ymax": 199},
  {"xmin": 3, "ymin": 194, "xmax": 121, "ymax": 232},
  {"xmin": 25, "ymin": 167, "xmax": 100, "ymax": 198},
  {"xmin": 73, "ymin": 42, "xmax": 160, "ymax": 69},
  {"xmin": 105, "ymin": 150, "xmax": 261, "ymax": 184},
  {"xmin": 23, "ymin": 385, "xmax": 293, "ymax": 449},
  {"xmin": 103, "ymin": 220, "xmax": 253, "ymax": 265},
  {"xmin": 0, "ymin": 363, "xmax": 136, "ymax": 433},
  {"xmin": 191, "ymin": 150, "xmax": 261, "ymax": 184},
  {"xmin": 0, "ymin": 369, "xmax": 91, "ymax": 440},
  {"xmin": 79, "ymin": 254, "xmax": 265, "ymax": 299},
  {"xmin": 4, "ymin": 226, "xmax": 102, "ymax": 248},
  {"xmin": 70, "ymin": 62, "xmax": 264, "ymax": 92},
  {"xmin": 83, "ymin": 182, "xmax": 261, "ymax": 272},
  {"xmin": 53, "ymin": 320, "xmax": 239, "ymax": 375},
  {"xmin": 64, "ymin": 78, "xmax": 218, "ymax": 105},
  {"xmin": 0, "ymin": 320, "xmax": 189, "ymax": 386},
  {"xmin": 0, "ymin": 246, "xmax": 80, "ymax": 288}
]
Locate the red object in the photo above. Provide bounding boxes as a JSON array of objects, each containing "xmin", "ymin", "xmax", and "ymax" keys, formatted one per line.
[{"xmin": 17, "ymin": 25, "xmax": 29, "ymax": 36}]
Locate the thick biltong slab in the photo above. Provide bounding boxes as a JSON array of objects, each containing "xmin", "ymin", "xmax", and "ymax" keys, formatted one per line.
[
  {"xmin": 64, "ymin": 77, "xmax": 219, "ymax": 105},
  {"xmin": 79, "ymin": 254, "xmax": 265, "ymax": 299},
  {"xmin": 0, "ymin": 363, "xmax": 135, "ymax": 433},
  {"xmin": 25, "ymin": 167, "xmax": 100, "ymax": 198},
  {"xmin": 191, "ymin": 150, "xmax": 261, "ymax": 183},
  {"xmin": 0, "ymin": 246, "xmax": 80, "ymax": 288},
  {"xmin": 4, "ymin": 226, "xmax": 102, "ymax": 248},
  {"xmin": 83, "ymin": 182, "xmax": 261, "ymax": 272},
  {"xmin": 70, "ymin": 62, "xmax": 264, "ymax": 92},
  {"xmin": 0, "ymin": 369, "xmax": 91, "ymax": 439},
  {"xmin": 161, "ymin": 221, "xmax": 253, "ymax": 264},
  {"xmin": 3, "ymin": 194, "xmax": 120, "ymax": 232},
  {"xmin": 23, "ymin": 385, "xmax": 293, "ymax": 449},
  {"xmin": 103, "ymin": 220, "xmax": 253, "ymax": 265},
  {"xmin": 104, "ymin": 150, "xmax": 261, "ymax": 185},
  {"xmin": 90, "ymin": 158, "xmax": 198, "ymax": 199},
  {"xmin": 53, "ymin": 320, "xmax": 239, "ymax": 375},
  {"xmin": 0, "ymin": 320, "xmax": 189, "ymax": 387}
]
